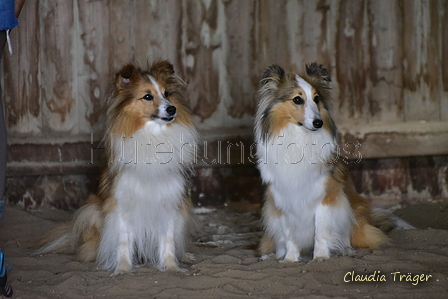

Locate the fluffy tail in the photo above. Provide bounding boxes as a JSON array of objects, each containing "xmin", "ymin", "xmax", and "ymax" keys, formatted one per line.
[
  {"xmin": 351, "ymin": 222, "xmax": 390, "ymax": 249},
  {"xmin": 32, "ymin": 201, "xmax": 102, "ymax": 262},
  {"xmin": 370, "ymin": 207, "xmax": 416, "ymax": 231},
  {"xmin": 351, "ymin": 208, "xmax": 416, "ymax": 249}
]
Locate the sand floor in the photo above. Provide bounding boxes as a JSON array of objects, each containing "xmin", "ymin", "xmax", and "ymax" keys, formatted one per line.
[{"xmin": 1, "ymin": 201, "xmax": 447, "ymax": 299}]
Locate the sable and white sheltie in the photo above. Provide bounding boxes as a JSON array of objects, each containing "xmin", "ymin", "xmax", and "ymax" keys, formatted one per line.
[
  {"xmin": 255, "ymin": 63, "xmax": 388, "ymax": 262},
  {"xmin": 34, "ymin": 60, "xmax": 199, "ymax": 274}
]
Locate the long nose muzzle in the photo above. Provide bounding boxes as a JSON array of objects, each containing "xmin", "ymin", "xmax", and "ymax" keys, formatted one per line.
[{"xmin": 155, "ymin": 101, "xmax": 177, "ymax": 123}]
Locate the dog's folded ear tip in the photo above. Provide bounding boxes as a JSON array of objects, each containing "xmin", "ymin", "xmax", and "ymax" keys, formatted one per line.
[
  {"xmin": 116, "ymin": 63, "xmax": 139, "ymax": 82},
  {"xmin": 305, "ymin": 62, "xmax": 331, "ymax": 82},
  {"xmin": 150, "ymin": 60, "xmax": 175, "ymax": 76},
  {"xmin": 260, "ymin": 64, "xmax": 285, "ymax": 86}
]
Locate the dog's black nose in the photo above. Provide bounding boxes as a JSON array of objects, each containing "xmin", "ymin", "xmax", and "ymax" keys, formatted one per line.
[
  {"xmin": 313, "ymin": 119, "xmax": 323, "ymax": 129},
  {"xmin": 166, "ymin": 106, "xmax": 176, "ymax": 116}
]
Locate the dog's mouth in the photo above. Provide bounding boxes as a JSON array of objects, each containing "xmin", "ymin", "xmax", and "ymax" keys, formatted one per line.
[
  {"xmin": 298, "ymin": 122, "xmax": 319, "ymax": 132},
  {"xmin": 151, "ymin": 115, "xmax": 175, "ymax": 123}
]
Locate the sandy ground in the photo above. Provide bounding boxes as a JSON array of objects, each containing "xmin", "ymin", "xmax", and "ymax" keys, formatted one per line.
[{"xmin": 1, "ymin": 201, "xmax": 448, "ymax": 299}]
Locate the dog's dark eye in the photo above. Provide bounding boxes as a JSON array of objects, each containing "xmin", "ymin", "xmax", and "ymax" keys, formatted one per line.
[
  {"xmin": 293, "ymin": 96, "xmax": 304, "ymax": 105},
  {"xmin": 164, "ymin": 90, "xmax": 169, "ymax": 98},
  {"xmin": 314, "ymin": 96, "xmax": 319, "ymax": 104},
  {"xmin": 143, "ymin": 93, "xmax": 154, "ymax": 101}
]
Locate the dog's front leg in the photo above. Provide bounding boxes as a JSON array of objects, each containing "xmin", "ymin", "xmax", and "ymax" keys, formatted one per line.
[
  {"xmin": 158, "ymin": 219, "xmax": 183, "ymax": 271},
  {"xmin": 280, "ymin": 216, "xmax": 301, "ymax": 262},
  {"xmin": 112, "ymin": 213, "xmax": 133, "ymax": 275}
]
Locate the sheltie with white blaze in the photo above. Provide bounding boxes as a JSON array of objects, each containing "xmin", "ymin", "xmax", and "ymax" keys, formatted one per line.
[
  {"xmin": 34, "ymin": 60, "xmax": 199, "ymax": 274},
  {"xmin": 255, "ymin": 63, "xmax": 388, "ymax": 262}
]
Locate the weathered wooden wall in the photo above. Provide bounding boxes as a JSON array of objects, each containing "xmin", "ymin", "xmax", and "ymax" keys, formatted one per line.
[{"xmin": 2, "ymin": 0, "xmax": 448, "ymax": 209}]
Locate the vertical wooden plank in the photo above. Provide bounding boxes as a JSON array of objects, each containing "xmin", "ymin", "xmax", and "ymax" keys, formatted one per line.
[
  {"xmin": 283, "ymin": 0, "xmax": 303, "ymax": 72},
  {"xmin": 134, "ymin": 0, "xmax": 153, "ymax": 64},
  {"xmin": 222, "ymin": 0, "xmax": 257, "ymax": 122},
  {"xmin": 181, "ymin": 0, "xmax": 221, "ymax": 126},
  {"xmin": 281, "ymin": 0, "xmax": 343, "ymax": 123},
  {"xmin": 314, "ymin": 0, "xmax": 335, "ymax": 69},
  {"xmin": 322, "ymin": 0, "xmax": 344, "ymax": 123},
  {"xmin": 109, "ymin": 0, "xmax": 135, "ymax": 70},
  {"xmin": 366, "ymin": 0, "xmax": 404, "ymax": 123},
  {"xmin": 440, "ymin": 0, "xmax": 448, "ymax": 121},
  {"xmin": 290, "ymin": 0, "xmax": 331, "ymax": 68},
  {"xmin": 3, "ymin": 0, "xmax": 41, "ymax": 136},
  {"xmin": 335, "ymin": 0, "xmax": 370, "ymax": 124},
  {"xmin": 133, "ymin": 0, "xmax": 184, "ymax": 70},
  {"xmin": 402, "ymin": 0, "xmax": 440, "ymax": 121},
  {"xmin": 39, "ymin": 1, "xmax": 77, "ymax": 134},
  {"xmin": 255, "ymin": 1, "xmax": 290, "ymax": 68},
  {"xmin": 76, "ymin": 0, "xmax": 111, "ymax": 135}
]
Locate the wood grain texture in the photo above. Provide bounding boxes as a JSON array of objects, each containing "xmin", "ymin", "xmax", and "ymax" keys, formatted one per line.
[
  {"xmin": 223, "ymin": 0, "xmax": 257, "ymax": 120},
  {"xmin": 77, "ymin": 0, "xmax": 110, "ymax": 133},
  {"xmin": 108, "ymin": 0, "xmax": 135, "ymax": 69},
  {"xmin": 182, "ymin": 0, "xmax": 221, "ymax": 123},
  {"xmin": 366, "ymin": 0, "xmax": 404, "ymax": 123},
  {"xmin": 133, "ymin": 0, "xmax": 183, "ymax": 68},
  {"xmin": 39, "ymin": 1, "xmax": 77, "ymax": 134},
  {"xmin": 402, "ymin": 0, "xmax": 440, "ymax": 122},
  {"xmin": 3, "ymin": 0, "xmax": 41, "ymax": 135},
  {"xmin": 1, "ymin": 0, "xmax": 446, "ymax": 155},
  {"xmin": 335, "ymin": 0, "xmax": 369, "ymax": 123},
  {"xmin": 440, "ymin": 0, "xmax": 448, "ymax": 121}
]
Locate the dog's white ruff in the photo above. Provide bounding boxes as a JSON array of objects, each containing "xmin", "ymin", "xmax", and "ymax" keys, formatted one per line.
[
  {"xmin": 257, "ymin": 123, "xmax": 354, "ymax": 261},
  {"xmin": 97, "ymin": 121, "xmax": 197, "ymax": 274}
]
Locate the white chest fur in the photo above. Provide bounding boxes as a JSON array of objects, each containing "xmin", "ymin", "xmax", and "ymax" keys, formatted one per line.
[
  {"xmin": 111, "ymin": 122, "xmax": 198, "ymax": 209},
  {"xmin": 97, "ymin": 122, "xmax": 198, "ymax": 273},
  {"xmin": 257, "ymin": 124, "xmax": 337, "ymax": 211},
  {"xmin": 257, "ymin": 124, "xmax": 351, "ymax": 260}
]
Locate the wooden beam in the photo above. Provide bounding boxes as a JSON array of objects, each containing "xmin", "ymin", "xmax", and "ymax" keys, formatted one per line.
[{"xmin": 339, "ymin": 121, "xmax": 448, "ymax": 159}]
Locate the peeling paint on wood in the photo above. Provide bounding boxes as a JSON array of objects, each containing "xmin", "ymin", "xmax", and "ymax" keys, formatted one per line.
[
  {"xmin": 223, "ymin": 0, "xmax": 257, "ymax": 119},
  {"xmin": 108, "ymin": 0, "xmax": 135, "ymax": 69},
  {"xmin": 40, "ymin": 1, "xmax": 77, "ymax": 133},
  {"xmin": 3, "ymin": 0, "xmax": 41, "ymax": 135},
  {"xmin": 336, "ymin": 0, "xmax": 368, "ymax": 121},
  {"xmin": 367, "ymin": 0, "xmax": 404, "ymax": 122},
  {"xmin": 3, "ymin": 0, "xmax": 447, "ymax": 135},
  {"xmin": 2, "ymin": 0, "xmax": 448, "ymax": 209},
  {"xmin": 440, "ymin": 0, "xmax": 448, "ymax": 121},
  {"xmin": 183, "ymin": 0, "xmax": 221, "ymax": 122},
  {"xmin": 133, "ymin": 0, "xmax": 184, "ymax": 68},
  {"xmin": 77, "ymin": 0, "xmax": 110, "ymax": 132},
  {"xmin": 402, "ymin": 0, "xmax": 440, "ymax": 121}
]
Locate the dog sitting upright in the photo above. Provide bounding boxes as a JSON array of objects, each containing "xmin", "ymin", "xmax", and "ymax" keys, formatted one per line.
[
  {"xmin": 255, "ymin": 63, "xmax": 388, "ymax": 262},
  {"xmin": 34, "ymin": 60, "xmax": 199, "ymax": 274}
]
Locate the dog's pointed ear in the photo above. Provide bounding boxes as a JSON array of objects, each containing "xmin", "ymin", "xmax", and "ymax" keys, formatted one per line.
[
  {"xmin": 150, "ymin": 60, "xmax": 175, "ymax": 78},
  {"xmin": 260, "ymin": 64, "xmax": 285, "ymax": 87},
  {"xmin": 116, "ymin": 63, "xmax": 139, "ymax": 87},
  {"xmin": 306, "ymin": 62, "xmax": 331, "ymax": 82}
]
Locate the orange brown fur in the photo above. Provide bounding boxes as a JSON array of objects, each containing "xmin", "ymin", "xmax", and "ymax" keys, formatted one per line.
[
  {"xmin": 324, "ymin": 160, "xmax": 388, "ymax": 248},
  {"xmin": 34, "ymin": 60, "xmax": 198, "ymax": 274},
  {"xmin": 259, "ymin": 186, "xmax": 282, "ymax": 255},
  {"xmin": 255, "ymin": 63, "xmax": 388, "ymax": 262}
]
